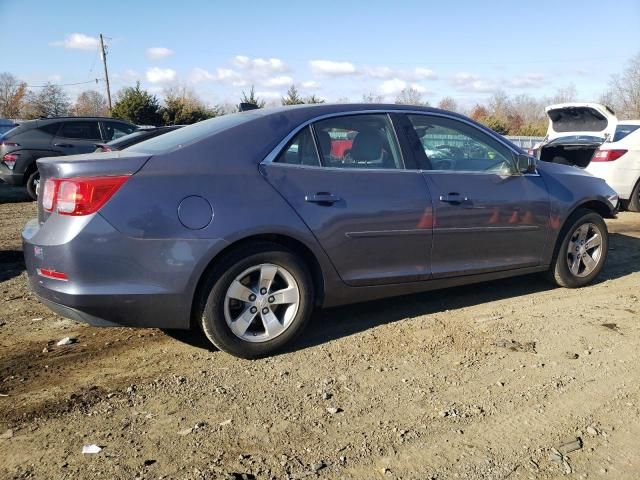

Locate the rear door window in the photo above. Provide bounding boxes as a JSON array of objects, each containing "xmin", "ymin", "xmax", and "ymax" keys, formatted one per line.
[
  {"xmin": 274, "ymin": 126, "xmax": 320, "ymax": 166},
  {"xmin": 312, "ymin": 114, "xmax": 404, "ymax": 169},
  {"xmin": 613, "ymin": 124, "xmax": 640, "ymax": 142},
  {"xmin": 59, "ymin": 121, "xmax": 101, "ymax": 140}
]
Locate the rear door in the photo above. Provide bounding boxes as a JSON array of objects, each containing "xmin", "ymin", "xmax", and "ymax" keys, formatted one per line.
[
  {"xmin": 262, "ymin": 113, "xmax": 433, "ymax": 286},
  {"xmin": 52, "ymin": 120, "xmax": 103, "ymax": 155},
  {"xmin": 100, "ymin": 120, "xmax": 137, "ymax": 143},
  {"xmin": 405, "ymin": 113, "xmax": 550, "ymax": 278}
]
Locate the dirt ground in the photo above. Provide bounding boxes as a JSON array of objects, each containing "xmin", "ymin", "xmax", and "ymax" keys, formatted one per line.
[{"xmin": 1, "ymin": 183, "xmax": 639, "ymax": 480}]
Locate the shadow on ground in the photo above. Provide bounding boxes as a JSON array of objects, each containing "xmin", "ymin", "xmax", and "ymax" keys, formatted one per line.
[
  {"xmin": 0, "ymin": 184, "xmax": 31, "ymax": 203},
  {"xmin": 0, "ymin": 250, "xmax": 25, "ymax": 281}
]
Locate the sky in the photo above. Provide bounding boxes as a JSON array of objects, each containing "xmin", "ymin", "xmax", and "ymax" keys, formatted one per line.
[{"xmin": 1, "ymin": 0, "xmax": 638, "ymax": 108}]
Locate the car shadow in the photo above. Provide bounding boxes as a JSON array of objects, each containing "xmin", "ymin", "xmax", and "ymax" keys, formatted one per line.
[
  {"xmin": 0, "ymin": 185, "xmax": 31, "ymax": 203},
  {"xmin": 165, "ymin": 232, "xmax": 640, "ymax": 355},
  {"xmin": 0, "ymin": 250, "xmax": 26, "ymax": 282}
]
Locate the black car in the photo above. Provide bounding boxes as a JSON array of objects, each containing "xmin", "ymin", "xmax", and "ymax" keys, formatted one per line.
[
  {"xmin": 0, "ymin": 117, "xmax": 137, "ymax": 199},
  {"xmin": 94, "ymin": 126, "xmax": 183, "ymax": 152}
]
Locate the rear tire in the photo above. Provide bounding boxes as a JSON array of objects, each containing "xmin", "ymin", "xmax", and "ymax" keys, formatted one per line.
[
  {"xmin": 198, "ymin": 242, "xmax": 314, "ymax": 359},
  {"xmin": 545, "ymin": 209, "xmax": 608, "ymax": 288},
  {"xmin": 26, "ymin": 169, "xmax": 40, "ymax": 201},
  {"xmin": 627, "ymin": 180, "xmax": 640, "ymax": 212}
]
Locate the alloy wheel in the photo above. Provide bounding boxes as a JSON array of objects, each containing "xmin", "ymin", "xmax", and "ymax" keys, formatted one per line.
[
  {"xmin": 223, "ymin": 263, "xmax": 300, "ymax": 343},
  {"xmin": 566, "ymin": 222, "xmax": 603, "ymax": 277}
]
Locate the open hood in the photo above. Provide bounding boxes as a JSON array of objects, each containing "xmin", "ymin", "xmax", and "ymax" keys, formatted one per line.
[{"xmin": 545, "ymin": 103, "xmax": 617, "ymax": 141}]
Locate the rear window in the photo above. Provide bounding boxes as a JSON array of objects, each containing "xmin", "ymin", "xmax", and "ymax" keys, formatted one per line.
[
  {"xmin": 613, "ymin": 124, "xmax": 640, "ymax": 142},
  {"xmin": 128, "ymin": 112, "xmax": 261, "ymax": 154}
]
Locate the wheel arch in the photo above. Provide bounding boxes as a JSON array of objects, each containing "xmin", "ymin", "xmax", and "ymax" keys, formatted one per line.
[{"xmin": 190, "ymin": 233, "xmax": 326, "ymax": 328}]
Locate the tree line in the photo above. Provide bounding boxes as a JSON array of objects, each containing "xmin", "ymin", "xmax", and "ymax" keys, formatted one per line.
[{"xmin": 0, "ymin": 52, "xmax": 637, "ymax": 134}]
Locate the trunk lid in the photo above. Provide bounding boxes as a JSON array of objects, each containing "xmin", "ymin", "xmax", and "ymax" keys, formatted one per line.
[
  {"xmin": 37, "ymin": 151, "xmax": 151, "ymax": 224},
  {"xmin": 545, "ymin": 103, "xmax": 617, "ymax": 141}
]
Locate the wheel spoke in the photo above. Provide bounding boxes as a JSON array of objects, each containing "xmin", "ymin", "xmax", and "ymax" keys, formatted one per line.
[
  {"xmin": 577, "ymin": 224, "xmax": 589, "ymax": 243},
  {"xmin": 259, "ymin": 265, "xmax": 278, "ymax": 293},
  {"xmin": 230, "ymin": 307, "xmax": 257, "ymax": 337},
  {"xmin": 582, "ymin": 252, "xmax": 597, "ymax": 272},
  {"xmin": 569, "ymin": 255, "xmax": 581, "ymax": 275},
  {"xmin": 270, "ymin": 286, "xmax": 298, "ymax": 305},
  {"xmin": 226, "ymin": 280, "xmax": 254, "ymax": 302},
  {"xmin": 585, "ymin": 233, "xmax": 601, "ymax": 250},
  {"xmin": 261, "ymin": 310, "xmax": 285, "ymax": 337}
]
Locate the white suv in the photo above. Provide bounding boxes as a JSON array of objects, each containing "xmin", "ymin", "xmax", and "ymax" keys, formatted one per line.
[{"xmin": 536, "ymin": 103, "xmax": 640, "ymax": 211}]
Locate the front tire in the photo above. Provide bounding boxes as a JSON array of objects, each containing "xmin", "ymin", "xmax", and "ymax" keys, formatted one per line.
[
  {"xmin": 546, "ymin": 209, "xmax": 608, "ymax": 288},
  {"xmin": 26, "ymin": 169, "xmax": 40, "ymax": 201},
  {"xmin": 198, "ymin": 243, "xmax": 314, "ymax": 359}
]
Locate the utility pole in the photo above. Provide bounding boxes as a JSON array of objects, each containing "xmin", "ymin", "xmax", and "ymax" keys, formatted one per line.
[{"xmin": 99, "ymin": 34, "xmax": 112, "ymax": 114}]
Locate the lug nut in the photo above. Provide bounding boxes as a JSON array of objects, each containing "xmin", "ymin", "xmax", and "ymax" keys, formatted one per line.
[
  {"xmin": 250, "ymin": 306, "xmax": 257, "ymax": 314},
  {"xmin": 268, "ymin": 296, "xmax": 275, "ymax": 303},
  {"xmin": 249, "ymin": 294, "xmax": 256, "ymax": 302},
  {"xmin": 260, "ymin": 288, "xmax": 267, "ymax": 295},
  {"xmin": 262, "ymin": 307, "xmax": 269, "ymax": 314}
]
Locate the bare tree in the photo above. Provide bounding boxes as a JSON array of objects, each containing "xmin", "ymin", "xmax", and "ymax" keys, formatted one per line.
[
  {"xmin": 362, "ymin": 92, "xmax": 385, "ymax": 103},
  {"xmin": 22, "ymin": 83, "xmax": 71, "ymax": 118},
  {"xmin": 162, "ymin": 85, "xmax": 220, "ymax": 124},
  {"xmin": 0, "ymin": 72, "xmax": 27, "ymax": 118},
  {"xmin": 603, "ymin": 53, "xmax": 640, "ymax": 119},
  {"xmin": 437, "ymin": 96, "xmax": 458, "ymax": 112},
  {"xmin": 549, "ymin": 84, "xmax": 577, "ymax": 104},
  {"xmin": 395, "ymin": 87, "xmax": 428, "ymax": 106},
  {"xmin": 73, "ymin": 90, "xmax": 108, "ymax": 116}
]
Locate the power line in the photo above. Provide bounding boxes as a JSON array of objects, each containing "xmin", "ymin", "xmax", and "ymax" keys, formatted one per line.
[{"xmin": 27, "ymin": 79, "xmax": 102, "ymax": 88}]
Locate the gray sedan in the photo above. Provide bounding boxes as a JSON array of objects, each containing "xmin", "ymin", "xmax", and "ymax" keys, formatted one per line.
[{"xmin": 22, "ymin": 104, "xmax": 618, "ymax": 358}]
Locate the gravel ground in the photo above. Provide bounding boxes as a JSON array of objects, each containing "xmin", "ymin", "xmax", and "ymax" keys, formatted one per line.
[{"xmin": 1, "ymin": 182, "xmax": 639, "ymax": 479}]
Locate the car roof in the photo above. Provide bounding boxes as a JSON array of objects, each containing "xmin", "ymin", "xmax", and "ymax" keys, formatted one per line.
[{"xmin": 617, "ymin": 120, "xmax": 640, "ymax": 126}]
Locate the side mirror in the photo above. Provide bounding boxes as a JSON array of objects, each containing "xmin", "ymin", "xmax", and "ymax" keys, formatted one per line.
[{"xmin": 515, "ymin": 153, "xmax": 537, "ymax": 174}]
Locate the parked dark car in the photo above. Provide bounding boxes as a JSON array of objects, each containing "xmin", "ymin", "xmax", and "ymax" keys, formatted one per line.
[
  {"xmin": 0, "ymin": 118, "xmax": 18, "ymax": 136},
  {"xmin": 0, "ymin": 116, "xmax": 137, "ymax": 199},
  {"xmin": 94, "ymin": 125, "xmax": 183, "ymax": 152},
  {"xmin": 22, "ymin": 104, "xmax": 618, "ymax": 358}
]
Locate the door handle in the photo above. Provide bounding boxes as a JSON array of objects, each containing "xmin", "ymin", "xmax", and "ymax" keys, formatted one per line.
[
  {"xmin": 439, "ymin": 193, "xmax": 469, "ymax": 204},
  {"xmin": 54, "ymin": 143, "xmax": 74, "ymax": 148},
  {"xmin": 305, "ymin": 192, "xmax": 341, "ymax": 205}
]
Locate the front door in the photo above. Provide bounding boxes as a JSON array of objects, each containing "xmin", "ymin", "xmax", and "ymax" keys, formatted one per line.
[
  {"xmin": 405, "ymin": 113, "xmax": 550, "ymax": 278},
  {"xmin": 262, "ymin": 114, "xmax": 433, "ymax": 286}
]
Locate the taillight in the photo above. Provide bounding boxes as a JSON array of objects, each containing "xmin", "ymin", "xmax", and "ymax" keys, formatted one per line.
[
  {"xmin": 592, "ymin": 149, "xmax": 628, "ymax": 162},
  {"xmin": 42, "ymin": 176, "xmax": 129, "ymax": 215},
  {"xmin": 36, "ymin": 268, "xmax": 69, "ymax": 281},
  {"xmin": 2, "ymin": 153, "xmax": 18, "ymax": 169},
  {"xmin": 99, "ymin": 145, "xmax": 112, "ymax": 152}
]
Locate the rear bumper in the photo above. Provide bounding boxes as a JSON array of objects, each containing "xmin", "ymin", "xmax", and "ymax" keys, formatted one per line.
[{"xmin": 22, "ymin": 214, "xmax": 225, "ymax": 330}]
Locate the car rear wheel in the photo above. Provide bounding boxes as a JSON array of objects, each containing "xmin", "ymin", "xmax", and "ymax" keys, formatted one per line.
[
  {"xmin": 626, "ymin": 179, "xmax": 640, "ymax": 212},
  {"xmin": 198, "ymin": 243, "xmax": 314, "ymax": 359},
  {"xmin": 26, "ymin": 169, "xmax": 40, "ymax": 201},
  {"xmin": 546, "ymin": 208, "xmax": 608, "ymax": 288}
]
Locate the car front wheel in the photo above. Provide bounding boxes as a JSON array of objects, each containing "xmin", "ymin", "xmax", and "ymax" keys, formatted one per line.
[
  {"xmin": 547, "ymin": 208, "xmax": 608, "ymax": 288},
  {"xmin": 198, "ymin": 243, "xmax": 314, "ymax": 359}
]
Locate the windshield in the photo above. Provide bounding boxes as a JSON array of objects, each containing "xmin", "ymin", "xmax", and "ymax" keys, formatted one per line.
[
  {"xmin": 128, "ymin": 112, "xmax": 261, "ymax": 154},
  {"xmin": 613, "ymin": 124, "xmax": 640, "ymax": 142}
]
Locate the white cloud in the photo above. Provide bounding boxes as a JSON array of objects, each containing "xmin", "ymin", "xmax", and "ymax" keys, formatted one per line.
[
  {"xmin": 378, "ymin": 78, "xmax": 408, "ymax": 96},
  {"xmin": 147, "ymin": 47, "xmax": 174, "ymax": 60},
  {"xmin": 449, "ymin": 73, "xmax": 496, "ymax": 92},
  {"xmin": 301, "ymin": 80, "xmax": 321, "ymax": 89},
  {"xmin": 363, "ymin": 66, "xmax": 395, "ymax": 79},
  {"xmin": 233, "ymin": 56, "xmax": 288, "ymax": 75},
  {"xmin": 261, "ymin": 76, "xmax": 293, "ymax": 87},
  {"xmin": 50, "ymin": 33, "xmax": 99, "ymax": 50},
  {"xmin": 507, "ymin": 73, "xmax": 546, "ymax": 88},
  {"xmin": 146, "ymin": 67, "xmax": 177, "ymax": 83},
  {"xmin": 48, "ymin": 74, "xmax": 62, "ymax": 82},
  {"xmin": 310, "ymin": 60, "xmax": 357, "ymax": 76},
  {"xmin": 190, "ymin": 67, "xmax": 247, "ymax": 86},
  {"xmin": 413, "ymin": 67, "xmax": 437, "ymax": 80},
  {"xmin": 255, "ymin": 90, "xmax": 283, "ymax": 101}
]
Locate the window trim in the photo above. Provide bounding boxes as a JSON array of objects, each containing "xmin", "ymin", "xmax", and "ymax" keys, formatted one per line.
[{"xmin": 262, "ymin": 109, "xmax": 523, "ymax": 174}]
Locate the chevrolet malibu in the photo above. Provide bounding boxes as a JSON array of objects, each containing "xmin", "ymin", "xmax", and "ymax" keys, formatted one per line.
[{"xmin": 22, "ymin": 104, "xmax": 619, "ymax": 358}]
